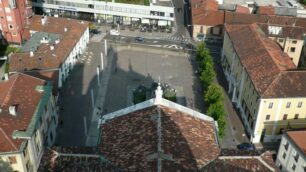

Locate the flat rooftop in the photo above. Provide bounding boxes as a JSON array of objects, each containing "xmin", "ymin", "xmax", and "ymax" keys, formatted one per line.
[
  {"xmin": 21, "ymin": 32, "xmax": 60, "ymax": 52},
  {"xmin": 223, "ymin": 0, "xmax": 305, "ymax": 9}
]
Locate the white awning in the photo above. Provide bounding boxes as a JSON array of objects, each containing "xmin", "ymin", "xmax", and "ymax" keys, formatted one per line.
[
  {"xmin": 141, "ymin": 19, "xmax": 150, "ymax": 24},
  {"xmin": 158, "ymin": 20, "xmax": 167, "ymax": 26}
]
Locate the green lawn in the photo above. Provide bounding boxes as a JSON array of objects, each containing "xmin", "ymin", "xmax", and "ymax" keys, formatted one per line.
[
  {"xmin": 0, "ymin": 44, "xmax": 21, "ymax": 56},
  {"xmin": 115, "ymin": 0, "xmax": 150, "ymax": 5}
]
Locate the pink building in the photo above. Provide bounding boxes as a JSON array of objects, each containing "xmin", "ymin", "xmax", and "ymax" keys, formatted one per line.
[{"xmin": 0, "ymin": 0, "xmax": 32, "ymax": 44}]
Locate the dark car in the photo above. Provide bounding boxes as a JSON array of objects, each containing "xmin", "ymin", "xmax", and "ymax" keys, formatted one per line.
[
  {"xmin": 135, "ymin": 37, "xmax": 144, "ymax": 42},
  {"xmin": 237, "ymin": 143, "xmax": 255, "ymax": 151}
]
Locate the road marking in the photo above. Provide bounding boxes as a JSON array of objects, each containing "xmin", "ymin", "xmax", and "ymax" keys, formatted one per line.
[
  {"xmin": 163, "ymin": 45, "xmax": 168, "ymax": 48},
  {"xmin": 153, "ymin": 41, "xmax": 158, "ymax": 43},
  {"xmin": 147, "ymin": 44, "xmax": 162, "ymax": 47},
  {"xmin": 168, "ymin": 44, "xmax": 178, "ymax": 49}
]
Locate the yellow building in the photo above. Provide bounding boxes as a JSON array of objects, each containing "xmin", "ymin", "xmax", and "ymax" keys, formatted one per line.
[
  {"xmin": 0, "ymin": 73, "xmax": 58, "ymax": 172},
  {"xmin": 222, "ymin": 23, "xmax": 306, "ymax": 143},
  {"xmin": 257, "ymin": 23, "xmax": 305, "ymax": 66}
]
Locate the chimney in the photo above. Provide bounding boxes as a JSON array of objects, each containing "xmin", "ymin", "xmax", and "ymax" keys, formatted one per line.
[
  {"xmin": 30, "ymin": 51, "xmax": 34, "ymax": 57},
  {"xmin": 9, "ymin": 106, "xmax": 17, "ymax": 116},
  {"xmin": 64, "ymin": 27, "xmax": 68, "ymax": 32},
  {"xmin": 50, "ymin": 45, "xmax": 54, "ymax": 50},
  {"xmin": 4, "ymin": 73, "xmax": 8, "ymax": 81},
  {"xmin": 41, "ymin": 16, "xmax": 47, "ymax": 25},
  {"xmin": 55, "ymin": 39, "xmax": 60, "ymax": 44}
]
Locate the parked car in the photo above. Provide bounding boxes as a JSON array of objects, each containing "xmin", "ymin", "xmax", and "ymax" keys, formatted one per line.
[
  {"xmin": 237, "ymin": 143, "xmax": 255, "ymax": 151},
  {"xmin": 110, "ymin": 29, "xmax": 120, "ymax": 36},
  {"xmin": 135, "ymin": 37, "xmax": 144, "ymax": 43}
]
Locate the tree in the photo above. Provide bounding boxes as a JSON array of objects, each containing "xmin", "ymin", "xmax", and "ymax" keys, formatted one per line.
[
  {"xmin": 199, "ymin": 54, "xmax": 213, "ymax": 71},
  {"xmin": 196, "ymin": 42, "xmax": 210, "ymax": 61},
  {"xmin": 217, "ymin": 115, "xmax": 226, "ymax": 138},
  {"xmin": 204, "ymin": 84, "xmax": 224, "ymax": 106},
  {"xmin": 199, "ymin": 63, "xmax": 216, "ymax": 91},
  {"xmin": 207, "ymin": 101, "xmax": 225, "ymax": 120}
]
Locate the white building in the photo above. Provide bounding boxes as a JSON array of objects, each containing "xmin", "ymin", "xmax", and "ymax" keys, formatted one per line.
[
  {"xmin": 276, "ymin": 130, "xmax": 306, "ymax": 172},
  {"xmin": 32, "ymin": 0, "xmax": 174, "ymax": 26},
  {"xmin": 9, "ymin": 15, "xmax": 90, "ymax": 89},
  {"xmin": 0, "ymin": 73, "xmax": 58, "ymax": 172}
]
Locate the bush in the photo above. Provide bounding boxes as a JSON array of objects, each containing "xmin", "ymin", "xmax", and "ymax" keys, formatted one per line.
[
  {"xmin": 207, "ymin": 101, "xmax": 225, "ymax": 120},
  {"xmin": 199, "ymin": 63, "xmax": 216, "ymax": 91},
  {"xmin": 133, "ymin": 86, "xmax": 146, "ymax": 104},
  {"xmin": 217, "ymin": 115, "xmax": 226, "ymax": 138},
  {"xmin": 204, "ymin": 84, "xmax": 224, "ymax": 106},
  {"xmin": 163, "ymin": 89, "xmax": 176, "ymax": 102}
]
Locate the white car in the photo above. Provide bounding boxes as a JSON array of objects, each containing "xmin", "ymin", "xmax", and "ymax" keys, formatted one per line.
[{"xmin": 110, "ymin": 29, "xmax": 120, "ymax": 36}]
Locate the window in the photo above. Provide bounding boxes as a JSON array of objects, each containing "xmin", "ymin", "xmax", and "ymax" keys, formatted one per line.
[
  {"xmin": 12, "ymin": 32, "xmax": 17, "ymax": 36},
  {"xmin": 286, "ymin": 102, "xmax": 291, "ymax": 108},
  {"xmin": 8, "ymin": 156, "xmax": 17, "ymax": 164},
  {"xmin": 284, "ymin": 141, "xmax": 289, "ymax": 150},
  {"xmin": 292, "ymin": 40, "xmax": 297, "ymax": 44},
  {"xmin": 292, "ymin": 163, "xmax": 296, "ymax": 171},
  {"xmin": 290, "ymin": 47, "xmax": 296, "ymax": 52},
  {"xmin": 5, "ymin": 7, "xmax": 10, "ymax": 13},
  {"xmin": 279, "ymin": 164, "xmax": 282, "ymax": 170},
  {"xmin": 266, "ymin": 115, "xmax": 270, "ymax": 120},
  {"xmin": 278, "ymin": 38, "xmax": 284, "ymax": 43},
  {"xmin": 8, "ymin": 24, "xmax": 13, "ymax": 29},
  {"xmin": 23, "ymin": 142, "xmax": 28, "ymax": 157},
  {"xmin": 298, "ymin": 102, "xmax": 303, "ymax": 108},
  {"xmin": 268, "ymin": 102, "xmax": 273, "ymax": 109},
  {"xmin": 294, "ymin": 153, "xmax": 299, "ymax": 162},
  {"xmin": 279, "ymin": 128, "xmax": 285, "ymax": 134},
  {"xmin": 283, "ymin": 114, "xmax": 288, "ymax": 120},
  {"xmin": 294, "ymin": 114, "xmax": 299, "ymax": 120},
  {"xmin": 283, "ymin": 152, "xmax": 286, "ymax": 159}
]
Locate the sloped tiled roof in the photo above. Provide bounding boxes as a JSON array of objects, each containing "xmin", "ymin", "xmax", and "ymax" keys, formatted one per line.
[
  {"xmin": 225, "ymin": 23, "xmax": 306, "ymax": 98},
  {"xmin": 191, "ymin": 0, "xmax": 219, "ymax": 11},
  {"xmin": 257, "ymin": 6, "xmax": 275, "ymax": 15},
  {"xmin": 0, "ymin": 73, "xmax": 46, "ymax": 152},
  {"xmin": 9, "ymin": 15, "xmax": 89, "ymax": 72},
  {"xmin": 192, "ymin": 9, "xmax": 225, "ymax": 25},
  {"xmin": 38, "ymin": 147, "xmax": 120, "ymax": 172},
  {"xmin": 287, "ymin": 130, "xmax": 306, "ymax": 154},
  {"xmin": 235, "ymin": 5, "xmax": 250, "ymax": 14},
  {"xmin": 99, "ymin": 105, "xmax": 220, "ymax": 171}
]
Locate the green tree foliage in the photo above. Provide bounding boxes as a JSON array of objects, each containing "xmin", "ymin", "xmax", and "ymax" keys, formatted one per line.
[
  {"xmin": 207, "ymin": 101, "xmax": 225, "ymax": 120},
  {"xmin": 217, "ymin": 115, "xmax": 226, "ymax": 138},
  {"xmin": 199, "ymin": 63, "xmax": 216, "ymax": 91},
  {"xmin": 204, "ymin": 84, "xmax": 224, "ymax": 106}
]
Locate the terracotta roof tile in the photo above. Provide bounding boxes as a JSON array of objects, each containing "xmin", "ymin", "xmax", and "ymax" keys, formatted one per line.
[
  {"xmin": 99, "ymin": 106, "xmax": 220, "ymax": 171},
  {"xmin": 192, "ymin": 10, "xmax": 225, "ymax": 25},
  {"xmin": 0, "ymin": 73, "xmax": 46, "ymax": 152},
  {"xmin": 236, "ymin": 5, "xmax": 250, "ymax": 14},
  {"xmin": 191, "ymin": 0, "xmax": 219, "ymax": 11},
  {"xmin": 202, "ymin": 151, "xmax": 278, "ymax": 171},
  {"xmin": 287, "ymin": 130, "xmax": 306, "ymax": 154},
  {"xmin": 257, "ymin": 6, "xmax": 275, "ymax": 15},
  {"xmin": 9, "ymin": 15, "xmax": 89, "ymax": 72},
  {"xmin": 38, "ymin": 147, "xmax": 120, "ymax": 171},
  {"xmin": 224, "ymin": 23, "xmax": 305, "ymax": 98}
]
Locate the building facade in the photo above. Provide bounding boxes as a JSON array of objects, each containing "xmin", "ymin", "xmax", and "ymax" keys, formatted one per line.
[
  {"xmin": 276, "ymin": 130, "xmax": 306, "ymax": 172},
  {"xmin": 0, "ymin": 73, "xmax": 58, "ymax": 172},
  {"xmin": 222, "ymin": 23, "xmax": 306, "ymax": 143},
  {"xmin": 32, "ymin": 0, "xmax": 174, "ymax": 27},
  {"xmin": 0, "ymin": 0, "xmax": 32, "ymax": 44}
]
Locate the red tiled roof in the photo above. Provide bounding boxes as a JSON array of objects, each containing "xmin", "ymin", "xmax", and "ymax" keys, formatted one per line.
[
  {"xmin": 38, "ymin": 147, "xmax": 119, "ymax": 171},
  {"xmin": 257, "ymin": 6, "xmax": 275, "ymax": 15},
  {"xmin": 225, "ymin": 23, "xmax": 306, "ymax": 98},
  {"xmin": 236, "ymin": 5, "xmax": 250, "ymax": 14},
  {"xmin": 0, "ymin": 73, "xmax": 46, "ymax": 152},
  {"xmin": 9, "ymin": 15, "xmax": 89, "ymax": 72},
  {"xmin": 191, "ymin": 0, "xmax": 219, "ymax": 11},
  {"xmin": 287, "ymin": 130, "xmax": 306, "ymax": 154},
  {"xmin": 99, "ymin": 106, "xmax": 220, "ymax": 171},
  {"xmin": 192, "ymin": 10, "xmax": 225, "ymax": 25}
]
